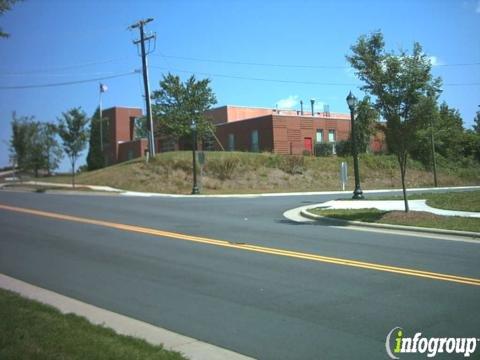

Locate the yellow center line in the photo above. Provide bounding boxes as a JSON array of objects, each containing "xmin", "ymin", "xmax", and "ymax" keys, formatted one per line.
[{"xmin": 1, "ymin": 203, "xmax": 479, "ymax": 287}]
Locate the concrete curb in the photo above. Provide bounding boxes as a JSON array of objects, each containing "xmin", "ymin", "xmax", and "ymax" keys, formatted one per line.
[
  {"xmin": 1, "ymin": 181, "xmax": 479, "ymax": 198},
  {"xmin": 0, "ymin": 273, "xmax": 255, "ymax": 360},
  {"xmin": 300, "ymin": 209, "xmax": 480, "ymax": 239}
]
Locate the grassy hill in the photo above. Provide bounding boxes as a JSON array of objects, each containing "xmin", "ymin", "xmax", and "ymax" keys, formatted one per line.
[{"xmin": 47, "ymin": 151, "xmax": 480, "ymax": 194}]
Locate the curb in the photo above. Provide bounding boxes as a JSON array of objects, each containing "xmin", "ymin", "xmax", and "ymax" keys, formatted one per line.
[
  {"xmin": 300, "ymin": 209, "xmax": 480, "ymax": 239},
  {"xmin": 1, "ymin": 181, "xmax": 479, "ymax": 198},
  {"xmin": 0, "ymin": 273, "xmax": 255, "ymax": 360}
]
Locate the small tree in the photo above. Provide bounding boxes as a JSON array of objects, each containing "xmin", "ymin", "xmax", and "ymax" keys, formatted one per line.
[
  {"xmin": 152, "ymin": 73, "xmax": 217, "ymax": 141},
  {"xmin": 10, "ymin": 113, "xmax": 35, "ymax": 171},
  {"xmin": 473, "ymin": 110, "xmax": 480, "ymax": 134},
  {"xmin": 9, "ymin": 114, "xmax": 61, "ymax": 176},
  {"xmin": 86, "ymin": 108, "xmax": 105, "ymax": 171},
  {"xmin": 353, "ymin": 96, "xmax": 379, "ymax": 153},
  {"xmin": 58, "ymin": 108, "xmax": 89, "ymax": 188},
  {"xmin": 41, "ymin": 123, "xmax": 63, "ymax": 175},
  {"xmin": 347, "ymin": 31, "xmax": 441, "ymax": 211}
]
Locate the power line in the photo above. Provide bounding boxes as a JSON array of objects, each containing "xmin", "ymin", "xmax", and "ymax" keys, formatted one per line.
[
  {"xmin": 0, "ymin": 57, "xmax": 133, "ymax": 75},
  {"xmin": 153, "ymin": 54, "xmax": 346, "ymax": 69},
  {"xmin": 0, "ymin": 71, "xmax": 138, "ymax": 90},
  {"xmin": 150, "ymin": 66, "xmax": 356, "ymax": 86},
  {"xmin": 154, "ymin": 53, "xmax": 480, "ymax": 69},
  {"xmin": 151, "ymin": 65, "xmax": 480, "ymax": 87}
]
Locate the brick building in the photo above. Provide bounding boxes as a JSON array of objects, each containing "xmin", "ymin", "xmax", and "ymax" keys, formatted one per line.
[
  {"xmin": 101, "ymin": 104, "xmax": 381, "ymax": 164},
  {"xmin": 101, "ymin": 106, "xmax": 149, "ymax": 165},
  {"xmin": 206, "ymin": 105, "xmax": 352, "ymax": 155}
]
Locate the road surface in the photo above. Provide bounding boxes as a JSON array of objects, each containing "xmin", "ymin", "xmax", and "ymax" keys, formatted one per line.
[{"xmin": 0, "ymin": 190, "xmax": 479, "ymax": 359}]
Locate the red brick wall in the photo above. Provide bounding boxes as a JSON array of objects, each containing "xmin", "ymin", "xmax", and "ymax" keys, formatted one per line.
[
  {"xmin": 272, "ymin": 115, "xmax": 351, "ymax": 154},
  {"xmin": 102, "ymin": 107, "xmax": 143, "ymax": 164},
  {"xmin": 118, "ymin": 139, "xmax": 148, "ymax": 163},
  {"xmin": 215, "ymin": 116, "xmax": 274, "ymax": 152}
]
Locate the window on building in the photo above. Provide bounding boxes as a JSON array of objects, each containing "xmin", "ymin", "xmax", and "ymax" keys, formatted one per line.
[
  {"xmin": 251, "ymin": 130, "xmax": 259, "ymax": 152},
  {"xmin": 316, "ymin": 129, "xmax": 323, "ymax": 143},
  {"xmin": 328, "ymin": 129, "xmax": 336, "ymax": 143},
  {"xmin": 228, "ymin": 133, "xmax": 235, "ymax": 151}
]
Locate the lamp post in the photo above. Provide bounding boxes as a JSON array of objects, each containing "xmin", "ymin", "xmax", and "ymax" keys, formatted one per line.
[
  {"xmin": 346, "ymin": 91, "xmax": 364, "ymax": 200},
  {"xmin": 310, "ymin": 98, "xmax": 315, "ymax": 116},
  {"xmin": 191, "ymin": 119, "xmax": 200, "ymax": 195}
]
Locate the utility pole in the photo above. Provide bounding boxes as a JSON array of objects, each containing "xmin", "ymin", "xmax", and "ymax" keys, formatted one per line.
[{"xmin": 129, "ymin": 18, "xmax": 156, "ymax": 158}]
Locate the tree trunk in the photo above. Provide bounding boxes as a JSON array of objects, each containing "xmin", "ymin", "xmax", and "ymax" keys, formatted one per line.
[
  {"xmin": 398, "ymin": 153, "xmax": 409, "ymax": 212},
  {"xmin": 71, "ymin": 161, "xmax": 75, "ymax": 189}
]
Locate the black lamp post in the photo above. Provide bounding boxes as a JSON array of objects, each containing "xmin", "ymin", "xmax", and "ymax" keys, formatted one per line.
[
  {"xmin": 191, "ymin": 119, "xmax": 200, "ymax": 195},
  {"xmin": 346, "ymin": 91, "xmax": 364, "ymax": 200}
]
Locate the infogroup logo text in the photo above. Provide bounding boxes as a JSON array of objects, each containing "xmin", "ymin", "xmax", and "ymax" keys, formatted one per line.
[{"xmin": 385, "ymin": 327, "xmax": 478, "ymax": 358}]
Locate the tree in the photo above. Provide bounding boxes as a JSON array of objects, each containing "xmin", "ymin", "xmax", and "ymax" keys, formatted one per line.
[
  {"xmin": 354, "ymin": 95, "xmax": 379, "ymax": 153},
  {"xmin": 347, "ymin": 31, "xmax": 442, "ymax": 211},
  {"xmin": 1, "ymin": 0, "xmax": 20, "ymax": 38},
  {"xmin": 10, "ymin": 113, "xmax": 35, "ymax": 171},
  {"xmin": 473, "ymin": 111, "xmax": 480, "ymax": 134},
  {"xmin": 41, "ymin": 123, "xmax": 63, "ymax": 175},
  {"xmin": 9, "ymin": 114, "xmax": 62, "ymax": 176},
  {"xmin": 86, "ymin": 108, "xmax": 105, "ymax": 171},
  {"xmin": 58, "ymin": 108, "xmax": 89, "ymax": 188},
  {"xmin": 152, "ymin": 73, "xmax": 217, "ymax": 141}
]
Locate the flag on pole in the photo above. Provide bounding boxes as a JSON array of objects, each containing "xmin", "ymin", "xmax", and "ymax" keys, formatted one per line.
[{"xmin": 100, "ymin": 83, "xmax": 108, "ymax": 93}]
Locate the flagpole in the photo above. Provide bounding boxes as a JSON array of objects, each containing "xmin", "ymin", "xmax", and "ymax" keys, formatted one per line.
[{"xmin": 99, "ymin": 84, "xmax": 103, "ymax": 152}]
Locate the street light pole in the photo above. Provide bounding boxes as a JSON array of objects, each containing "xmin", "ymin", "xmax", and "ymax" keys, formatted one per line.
[
  {"xmin": 191, "ymin": 120, "xmax": 200, "ymax": 195},
  {"xmin": 346, "ymin": 91, "xmax": 364, "ymax": 200}
]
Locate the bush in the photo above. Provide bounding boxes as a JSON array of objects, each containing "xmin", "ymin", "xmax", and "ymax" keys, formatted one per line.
[
  {"xmin": 280, "ymin": 155, "xmax": 305, "ymax": 174},
  {"xmin": 206, "ymin": 156, "xmax": 240, "ymax": 180},
  {"xmin": 315, "ymin": 143, "xmax": 333, "ymax": 157},
  {"xmin": 335, "ymin": 140, "xmax": 351, "ymax": 157}
]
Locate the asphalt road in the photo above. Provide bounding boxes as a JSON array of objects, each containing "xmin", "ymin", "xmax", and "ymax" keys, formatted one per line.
[{"xmin": 0, "ymin": 189, "xmax": 479, "ymax": 359}]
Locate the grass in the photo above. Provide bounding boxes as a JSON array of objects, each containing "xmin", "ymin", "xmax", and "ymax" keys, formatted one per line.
[
  {"xmin": 368, "ymin": 190, "xmax": 480, "ymax": 212},
  {"xmin": 308, "ymin": 208, "xmax": 480, "ymax": 232},
  {"xmin": 0, "ymin": 183, "xmax": 109, "ymax": 194},
  {"xmin": 0, "ymin": 288, "xmax": 187, "ymax": 360},
  {"xmin": 42, "ymin": 151, "xmax": 480, "ymax": 195}
]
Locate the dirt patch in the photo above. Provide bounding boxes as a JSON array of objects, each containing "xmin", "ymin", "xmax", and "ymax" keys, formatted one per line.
[{"xmin": 380, "ymin": 211, "xmax": 443, "ymax": 222}]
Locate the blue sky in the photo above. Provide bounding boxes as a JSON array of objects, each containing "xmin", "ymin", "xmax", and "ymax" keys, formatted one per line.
[{"xmin": 1, "ymin": 0, "xmax": 479, "ymax": 171}]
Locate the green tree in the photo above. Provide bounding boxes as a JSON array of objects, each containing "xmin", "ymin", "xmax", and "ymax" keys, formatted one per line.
[
  {"xmin": 347, "ymin": 31, "xmax": 442, "ymax": 211},
  {"xmin": 354, "ymin": 96, "xmax": 379, "ymax": 152},
  {"xmin": 86, "ymin": 108, "xmax": 105, "ymax": 171},
  {"xmin": 473, "ymin": 110, "xmax": 480, "ymax": 134},
  {"xmin": 435, "ymin": 102, "xmax": 465, "ymax": 159},
  {"xmin": 58, "ymin": 108, "xmax": 89, "ymax": 188},
  {"xmin": 41, "ymin": 123, "xmax": 63, "ymax": 175},
  {"xmin": 152, "ymin": 73, "xmax": 217, "ymax": 141},
  {"xmin": 9, "ymin": 114, "xmax": 61, "ymax": 176},
  {"xmin": 1, "ymin": 0, "xmax": 20, "ymax": 38},
  {"xmin": 10, "ymin": 113, "xmax": 35, "ymax": 171}
]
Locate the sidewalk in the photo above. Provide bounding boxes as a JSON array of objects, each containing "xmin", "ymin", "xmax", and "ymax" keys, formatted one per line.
[{"xmin": 2, "ymin": 180, "xmax": 479, "ymax": 199}]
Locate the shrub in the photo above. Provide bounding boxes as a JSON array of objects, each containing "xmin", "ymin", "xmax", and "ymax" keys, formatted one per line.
[
  {"xmin": 315, "ymin": 143, "xmax": 333, "ymax": 157},
  {"xmin": 335, "ymin": 140, "xmax": 351, "ymax": 157},
  {"xmin": 280, "ymin": 155, "xmax": 305, "ymax": 175},
  {"xmin": 206, "ymin": 156, "xmax": 240, "ymax": 180}
]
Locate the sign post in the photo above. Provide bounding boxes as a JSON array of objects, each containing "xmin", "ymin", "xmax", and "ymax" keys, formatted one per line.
[{"xmin": 340, "ymin": 161, "xmax": 348, "ymax": 191}]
